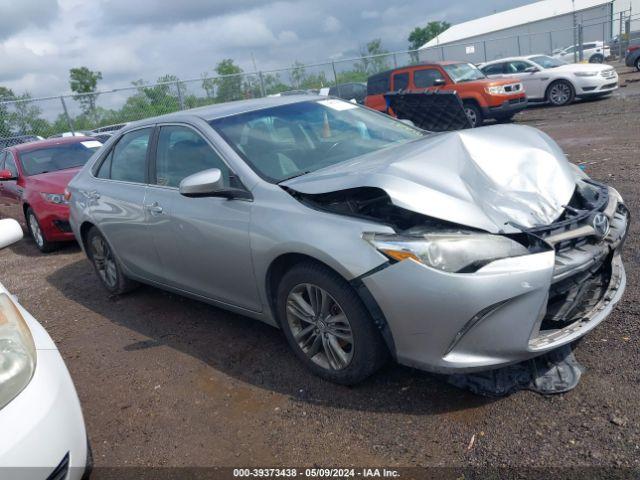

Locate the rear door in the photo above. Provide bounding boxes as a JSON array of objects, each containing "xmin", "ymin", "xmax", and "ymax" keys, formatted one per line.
[
  {"xmin": 90, "ymin": 127, "xmax": 160, "ymax": 278},
  {"xmin": 145, "ymin": 123, "xmax": 260, "ymax": 311}
]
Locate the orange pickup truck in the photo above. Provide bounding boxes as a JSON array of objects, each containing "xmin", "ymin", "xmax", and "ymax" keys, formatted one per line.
[{"xmin": 364, "ymin": 61, "xmax": 528, "ymax": 127}]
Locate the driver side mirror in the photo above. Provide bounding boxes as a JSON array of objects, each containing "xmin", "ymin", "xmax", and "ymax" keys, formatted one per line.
[
  {"xmin": 433, "ymin": 78, "xmax": 446, "ymax": 87},
  {"xmin": 0, "ymin": 169, "xmax": 16, "ymax": 181},
  {"xmin": 179, "ymin": 168, "xmax": 252, "ymax": 200},
  {"xmin": 525, "ymin": 66, "xmax": 539, "ymax": 73},
  {"xmin": 0, "ymin": 219, "xmax": 23, "ymax": 249}
]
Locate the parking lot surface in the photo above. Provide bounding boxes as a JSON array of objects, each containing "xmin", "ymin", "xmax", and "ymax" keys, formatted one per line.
[{"xmin": 1, "ymin": 64, "xmax": 639, "ymax": 470}]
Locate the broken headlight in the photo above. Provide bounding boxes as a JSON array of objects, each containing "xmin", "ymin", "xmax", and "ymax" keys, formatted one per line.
[
  {"xmin": 0, "ymin": 293, "xmax": 36, "ymax": 410},
  {"xmin": 364, "ymin": 231, "xmax": 528, "ymax": 273}
]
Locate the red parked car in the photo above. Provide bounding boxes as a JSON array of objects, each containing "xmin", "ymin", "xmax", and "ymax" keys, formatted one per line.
[{"xmin": 0, "ymin": 137, "xmax": 102, "ymax": 252}]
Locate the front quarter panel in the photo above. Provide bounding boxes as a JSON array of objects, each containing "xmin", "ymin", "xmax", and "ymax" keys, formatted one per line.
[{"xmin": 249, "ymin": 183, "xmax": 394, "ymax": 322}]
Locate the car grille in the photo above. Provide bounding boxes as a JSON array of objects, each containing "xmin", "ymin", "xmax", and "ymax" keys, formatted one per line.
[
  {"xmin": 601, "ymin": 82, "xmax": 617, "ymax": 90},
  {"xmin": 508, "ymin": 97, "xmax": 526, "ymax": 105},
  {"xmin": 526, "ymin": 181, "xmax": 629, "ymax": 331},
  {"xmin": 46, "ymin": 453, "xmax": 70, "ymax": 480},
  {"xmin": 601, "ymin": 69, "xmax": 616, "ymax": 79}
]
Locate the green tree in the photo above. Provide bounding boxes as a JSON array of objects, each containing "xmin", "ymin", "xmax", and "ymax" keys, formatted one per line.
[
  {"xmin": 8, "ymin": 93, "xmax": 49, "ymax": 136},
  {"xmin": 213, "ymin": 59, "xmax": 243, "ymax": 102},
  {"xmin": 408, "ymin": 21, "xmax": 451, "ymax": 62},
  {"xmin": 354, "ymin": 39, "xmax": 389, "ymax": 75},
  {"xmin": 69, "ymin": 67, "xmax": 103, "ymax": 116},
  {"xmin": 0, "ymin": 87, "xmax": 16, "ymax": 137}
]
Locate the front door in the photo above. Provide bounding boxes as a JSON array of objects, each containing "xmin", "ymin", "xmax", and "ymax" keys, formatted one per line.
[
  {"xmin": 1, "ymin": 152, "xmax": 21, "ymax": 205},
  {"xmin": 146, "ymin": 124, "xmax": 260, "ymax": 311},
  {"xmin": 504, "ymin": 60, "xmax": 545, "ymax": 100}
]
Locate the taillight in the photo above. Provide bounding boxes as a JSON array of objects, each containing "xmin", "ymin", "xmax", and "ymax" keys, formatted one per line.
[{"xmin": 63, "ymin": 188, "xmax": 71, "ymax": 201}]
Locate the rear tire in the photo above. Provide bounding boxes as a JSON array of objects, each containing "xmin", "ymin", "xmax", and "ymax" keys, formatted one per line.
[
  {"xmin": 589, "ymin": 54, "xmax": 604, "ymax": 63},
  {"xmin": 546, "ymin": 80, "xmax": 575, "ymax": 106},
  {"xmin": 635, "ymin": 57, "xmax": 640, "ymax": 72},
  {"xmin": 26, "ymin": 207, "xmax": 57, "ymax": 253},
  {"xmin": 86, "ymin": 227, "xmax": 138, "ymax": 295},
  {"xmin": 463, "ymin": 102, "xmax": 483, "ymax": 127},
  {"xmin": 276, "ymin": 262, "xmax": 388, "ymax": 385}
]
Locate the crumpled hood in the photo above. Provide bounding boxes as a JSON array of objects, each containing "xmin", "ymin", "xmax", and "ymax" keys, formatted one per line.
[{"xmin": 282, "ymin": 124, "xmax": 576, "ymax": 233}]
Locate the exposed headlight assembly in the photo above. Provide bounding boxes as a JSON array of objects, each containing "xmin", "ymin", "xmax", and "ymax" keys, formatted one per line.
[
  {"xmin": 41, "ymin": 193, "xmax": 68, "ymax": 205},
  {"xmin": 0, "ymin": 293, "xmax": 36, "ymax": 410},
  {"xmin": 364, "ymin": 230, "xmax": 529, "ymax": 273}
]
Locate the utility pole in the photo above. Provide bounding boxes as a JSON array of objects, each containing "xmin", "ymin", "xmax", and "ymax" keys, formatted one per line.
[{"xmin": 572, "ymin": 0, "xmax": 579, "ymax": 63}]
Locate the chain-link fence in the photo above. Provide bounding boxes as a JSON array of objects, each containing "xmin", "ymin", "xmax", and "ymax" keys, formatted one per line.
[{"xmin": 0, "ymin": 8, "xmax": 636, "ymax": 142}]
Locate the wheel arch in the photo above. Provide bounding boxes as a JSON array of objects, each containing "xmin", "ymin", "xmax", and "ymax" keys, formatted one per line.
[
  {"xmin": 264, "ymin": 252, "xmax": 396, "ymax": 357},
  {"xmin": 79, "ymin": 220, "xmax": 96, "ymax": 252},
  {"xmin": 545, "ymin": 77, "xmax": 575, "ymax": 99}
]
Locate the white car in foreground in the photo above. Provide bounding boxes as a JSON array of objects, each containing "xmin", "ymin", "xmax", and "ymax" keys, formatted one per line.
[
  {"xmin": 0, "ymin": 219, "xmax": 89, "ymax": 479},
  {"xmin": 479, "ymin": 55, "xmax": 618, "ymax": 106}
]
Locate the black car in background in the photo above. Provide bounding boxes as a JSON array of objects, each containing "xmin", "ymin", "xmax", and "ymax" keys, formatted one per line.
[
  {"xmin": 329, "ymin": 82, "xmax": 367, "ymax": 104},
  {"xmin": 625, "ymin": 39, "xmax": 640, "ymax": 71}
]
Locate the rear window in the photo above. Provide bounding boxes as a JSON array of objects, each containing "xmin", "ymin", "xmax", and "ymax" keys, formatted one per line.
[
  {"xmin": 367, "ymin": 74, "xmax": 390, "ymax": 95},
  {"xmin": 20, "ymin": 141, "xmax": 102, "ymax": 176}
]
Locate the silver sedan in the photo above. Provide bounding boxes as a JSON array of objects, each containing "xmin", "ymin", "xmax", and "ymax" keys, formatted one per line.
[{"xmin": 67, "ymin": 96, "xmax": 628, "ymax": 385}]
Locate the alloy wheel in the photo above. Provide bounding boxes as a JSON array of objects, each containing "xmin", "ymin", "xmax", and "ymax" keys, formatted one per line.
[
  {"xmin": 464, "ymin": 106, "xmax": 478, "ymax": 127},
  {"xmin": 549, "ymin": 82, "xmax": 572, "ymax": 105},
  {"xmin": 286, "ymin": 283, "xmax": 354, "ymax": 371},
  {"xmin": 90, "ymin": 235, "xmax": 118, "ymax": 288},
  {"xmin": 28, "ymin": 213, "xmax": 44, "ymax": 248}
]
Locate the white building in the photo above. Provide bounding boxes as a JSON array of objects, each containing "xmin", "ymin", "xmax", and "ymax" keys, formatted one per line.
[{"xmin": 419, "ymin": 0, "xmax": 616, "ymax": 63}]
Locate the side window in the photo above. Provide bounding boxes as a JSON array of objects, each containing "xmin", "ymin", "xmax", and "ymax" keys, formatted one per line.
[
  {"xmin": 584, "ymin": 43, "xmax": 596, "ymax": 49},
  {"xmin": 565, "ymin": 46, "xmax": 576, "ymax": 54},
  {"xmin": 414, "ymin": 68, "xmax": 445, "ymax": 87},
  {"xmin": 96, "ymin": 150, "xmax": 113, "ymax": 179},
  {"xmin": 393, "ymin": 72, "xmax": 409, "ymax": 91},
  {"xmin": 155, "ymin": 125, "xmax": 229, "ymax": 188},
  {"xmin": 367, "ymin": 75, "xmax": 390, "ymax": 95},
  {"xmin": 507, "ymin": 61, "xmax": 530, "ymax": 73},
  {"xmin": 4, "ymin": 153, "xmax": 18, "ymax": 176},
  {"xmin": 109, "ymin": 128, "xmax": 152, "ymax": 183},
  {"xmin": 482, "ymin": 63, "xmax": 505, "ymax": 76}
]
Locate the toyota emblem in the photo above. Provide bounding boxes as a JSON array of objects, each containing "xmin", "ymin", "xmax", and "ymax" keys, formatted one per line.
[{"xmin": 592, "ymin": 213, "xmax": 610, "ymax": 239}]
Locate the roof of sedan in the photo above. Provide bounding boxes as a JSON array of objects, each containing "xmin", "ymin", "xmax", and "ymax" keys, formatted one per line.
[
  {"xmin": 480, "ymin": 55, "xmax": 539, "ymax": 66},
  {"xmin": 126, "ymin": 95, "xmax": 320, "ymax": 128},
  {"xmin": 10, "ymin": 136, "xmax": 99, "ymax": 153}
]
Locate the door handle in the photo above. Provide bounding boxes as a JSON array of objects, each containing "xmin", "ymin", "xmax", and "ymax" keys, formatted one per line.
[{"xmin": 144, "ymin": 202, "xmax": 164, "ymax": 215}]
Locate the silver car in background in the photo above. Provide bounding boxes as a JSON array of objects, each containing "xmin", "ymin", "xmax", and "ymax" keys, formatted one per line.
[{"xmin": 67, "ymin": 96, "xmax": 628, "ymax": 385}]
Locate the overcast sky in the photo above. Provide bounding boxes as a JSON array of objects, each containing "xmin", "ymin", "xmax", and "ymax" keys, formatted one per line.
[{"xmin": 0, "ymin": 0, "xmax": 635, "ymax": 99}]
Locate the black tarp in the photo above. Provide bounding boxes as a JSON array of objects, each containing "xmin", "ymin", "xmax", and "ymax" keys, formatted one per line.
[{"xmin": 384, "ymin": 91, "xmax": 471, "ymax": 132}]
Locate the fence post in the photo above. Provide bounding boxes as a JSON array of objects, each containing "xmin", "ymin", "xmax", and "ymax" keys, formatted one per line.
[
  {"xmin": 483, "ymin": 41, "xmax": 487, "ymax": 62},
  {"xmin": 176, "ymin": 81, "xmax": 185, "ymax": 110},
  {"xmin": 619, "ymin": 11, "xmax": 624, "ymax": 59},
  {"xmin": 393, "ymin": 53, "xmax": 398, "ymax": 68},
  {"xmin": 258, "ymin": 71, "xmax": 266, "ymax": 98},
  {"xmin": 60, "ymin": 96, "xmax": 75, "ymax": 134},
  {"xmin": 441, "ymin": 46, "xmax": 445, "ymax": 61},
  {"xmin": 578, "ymin": 24, "xmax": 584, "ymax": 61},
  {"xmin": 331, "ymin": 61, "xmax": 341, "ymax": 97},
  {"xmin": 517, "ymin": 36, "xmax": 521, "ymax": 56},
  {"xmin": 549, "ymin": 31, "xmax": 553, "ymax": 54}
]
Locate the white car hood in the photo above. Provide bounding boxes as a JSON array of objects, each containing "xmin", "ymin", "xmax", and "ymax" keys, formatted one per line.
[
  {"xmin": 553, "ymin": 63, "xmax": 612, "ymax": 74},
  {"xmin": 283, "ymin": 124, "xmax": 576, "ymax": 233}
]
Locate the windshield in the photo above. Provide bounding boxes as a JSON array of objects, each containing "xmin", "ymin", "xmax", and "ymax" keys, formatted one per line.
[
  {"xmin": 442, "ymin": 63, "xmax": 486, "ymax": 82},
  {"xmin": 530, "ymin": 55, "xmax": 566, "ymax": 69},
  {"xmin": 209, "ymin": 99, "xmax": 425, "ymax": 183},
  {"xmin": 20, "ymin": 140, "xmax": 102, "ymax": 176}
]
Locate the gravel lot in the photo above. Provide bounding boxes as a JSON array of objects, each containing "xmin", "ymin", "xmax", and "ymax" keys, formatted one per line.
[{"xmin": 1, "ymin": 63, "xmax": 639, "ymax": 473}]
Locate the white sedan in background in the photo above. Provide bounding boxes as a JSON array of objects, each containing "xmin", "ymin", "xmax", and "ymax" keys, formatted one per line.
[
  {"xmin": 479, "ymin": 55, "xmax": 618, "ymax": 106},
  {"xmin": 553, "ymin": 41, "xmax": 610, "ymax": 64},
  {"xmin": 0, "ymin": 219, "xmax": 89, "ymax": 479}
]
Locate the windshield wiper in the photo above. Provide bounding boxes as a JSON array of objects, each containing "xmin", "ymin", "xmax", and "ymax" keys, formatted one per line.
[{"xmin": 279, "ymin": 170, "xmax": 312, "ymax": 183}]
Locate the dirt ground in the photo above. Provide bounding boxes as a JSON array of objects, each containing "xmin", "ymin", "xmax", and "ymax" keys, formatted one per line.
[{"xmin": 1, "ymin": 63, "xmax": 639, "ymax": 473}]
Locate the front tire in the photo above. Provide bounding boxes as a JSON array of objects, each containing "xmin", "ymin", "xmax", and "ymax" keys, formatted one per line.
[
  {"xmin": 277, "ymin": 262, "xmax": 388, "ymax": 385},
  {"xmin": 26, "ymin": 207, "xmax": 56, "ymax": 253},
  {"xmin": 635, "ymin": 57, "xmax": 640, "ymax": 72},
  {"xmin": 86, "ymin": 227, "xmax": 137, "ymax": 295},
  {"xmin": 546, "ymin": 80, "xmax": 575, "ymax": 106},
  {"xmin": 463, "ymin": 102, "xmax": 483, "ymax": 127}
]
